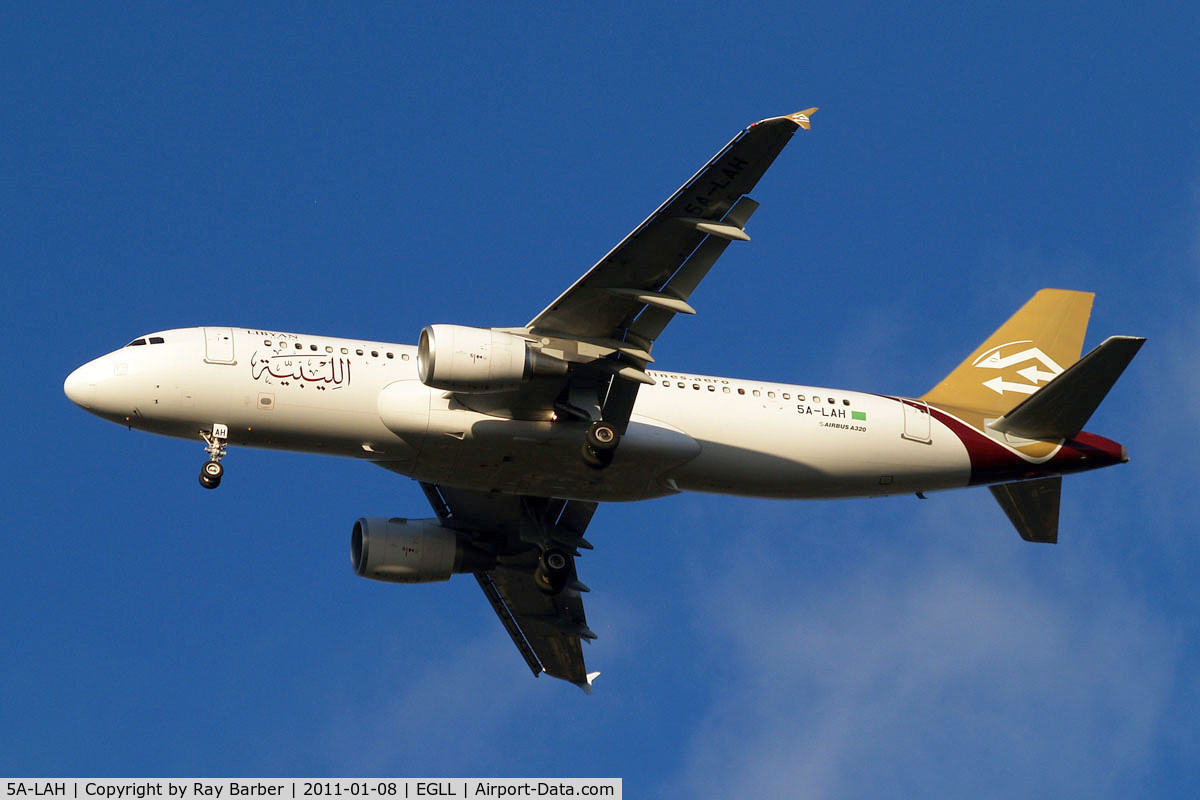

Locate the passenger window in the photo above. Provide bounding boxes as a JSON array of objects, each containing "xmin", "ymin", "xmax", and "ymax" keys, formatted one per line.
[
  {"xmin": 843, "ymin": 399, "xmax": 851, "ymax": 406},
  {"xmin": 386, "ymin": 352, "xmax": 394, "ymax": 359},
  {"xmin": 768, "ymin": 391, "xmax": 776, "ymax": 399},
  {"xmin": 738, "ymin": 388, "xmax": 745, "ymax": 395},
  {"xmin": 264, "ymin": 340, "xmax": 272, "ymax": 347},
  {"xmin": 356, "ymin": 349, "xmax": 364, "ymax": 356},
  {"xmin": 797, "ymin": 394, "xmax": 806, "ymax": 402},
  {"xmin": 341, "ymin": 347, "xmax": 348, "ymax": 354},
  {"xmin": 707, "ymin": 385, "xmax": 715, "ymax": 392},
  {"xmin": 693, "ymin": 384, "xmax": 700, "ymax": 390},
  {"xmin": 783, "ymin": 393, "xmax": 790, "ymax": 400},
  {"xmin": 723, "ymin": 387, "xmax": 730, "ymax": 394},
  {"xmin": 310, "ymin": 344, "xmax": 318, "ymax": 351},
  {"xmin": 753, "ymin": 390, "xmax": 761, "ymax": 397},
  {"xmin": 325, "ymin": 346, "xmax": 333, "ymax": 353},
  {"xmin": 295, "ymin": 343, "xmax": 303, "ymax": 349},
  {"xmin": 828, "ymin": 397, "xmax": 835, "ymax": 404},
  {"xmin": 661, "ymin": 381, "xmax": 669, "ymax": 386},
  {"xmin": 677, "ymin": 382, "xmax": 684, "ymax": 388},
  {"xmin": 401, "ymin": 353, "xmax": 410, "ymax": 360},
  {"xmin": 371, "ymin": 350, "xmax": 379, "ymax": 357}
]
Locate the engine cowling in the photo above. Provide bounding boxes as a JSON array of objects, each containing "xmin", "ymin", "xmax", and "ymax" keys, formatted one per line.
[
  {"xmin": 417, "ymin": 324, "xmax": 565, "ymax": 393},
  {"xmin": 351, "ymin": 517, "xmax": 494, "ymax": 583}
]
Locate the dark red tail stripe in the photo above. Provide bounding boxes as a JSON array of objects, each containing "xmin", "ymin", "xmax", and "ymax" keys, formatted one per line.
[{"xmin": 923, "ymin": 404, "xmax": 1126, "ymax": 485}]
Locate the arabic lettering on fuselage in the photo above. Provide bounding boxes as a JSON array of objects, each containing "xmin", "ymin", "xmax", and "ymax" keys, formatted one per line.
[{"xmin": 251, "ymin": 351, "xmax": 350, "ymax": 390}]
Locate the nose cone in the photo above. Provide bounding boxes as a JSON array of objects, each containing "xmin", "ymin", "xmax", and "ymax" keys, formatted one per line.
[{"xmin": 64, "ymin": 364, "xmax": 96, "ymax": 409}]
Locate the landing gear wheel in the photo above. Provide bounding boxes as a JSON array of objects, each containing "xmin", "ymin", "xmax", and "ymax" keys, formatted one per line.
[
  {"xmin": 581, "ymin": 421, "xmax": 618, "ymax": 469},
  {"xmin": 586, "ymin": 420, "xmax": 619, "ymax": 451},
  {"xmin": 199, "ymin": 460, "xmax": 223, "ymax": 489},
  {"xmin": 198, "ymin": 423, "xmax": 229, "ymax": 490},
  {"xmin": 581, "ymin": 443, "xmax": 613, "ymax": 470},
  {"xmin": 535, "ymin": 548, "xmax": 572, "ymax": 595}
]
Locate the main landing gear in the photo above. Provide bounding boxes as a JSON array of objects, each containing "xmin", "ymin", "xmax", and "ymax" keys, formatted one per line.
[
  {"xmin": 198, "ymin": 423, "xmax": 229, "ymax": 490},
  {"xmin": 581, "ymin": 420, "xmax": 619, "ymax": 470},
  {"xmin": 535, "ymin": 548, "xmax": 572, "ymax": 594}
]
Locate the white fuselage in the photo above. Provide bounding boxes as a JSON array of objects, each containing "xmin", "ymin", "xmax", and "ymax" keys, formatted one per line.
[{"xmin": 65, "ymin": 327, "xmax": 974, "ymax": 502}]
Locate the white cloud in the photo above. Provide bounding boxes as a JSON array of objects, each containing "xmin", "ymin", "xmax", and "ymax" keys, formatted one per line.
[
  {"xmin": 316, "ymin": 628, "xmax": 545, "ymax": 774},
  {"xmin": 310, "ymin": 580, "xmax": 652, "ymax": 776},
  {"xmin": 662, "ymin": 524, "xmax": 1176, "ymax": 799}
]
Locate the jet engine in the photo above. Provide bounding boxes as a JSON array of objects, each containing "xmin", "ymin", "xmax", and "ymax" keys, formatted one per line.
[
  {"xmin": 417, "ymin": 324, "xmax": 566, "ymax": 392},
  {"xmin": 351, "ymin": 517, "xmax": 494, "ymax": 583}
]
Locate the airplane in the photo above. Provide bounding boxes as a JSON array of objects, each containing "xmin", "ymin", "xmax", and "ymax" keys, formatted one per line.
[{"xmin": 64, "ymin": 109, "xmax": 1144, "ymax": 692}]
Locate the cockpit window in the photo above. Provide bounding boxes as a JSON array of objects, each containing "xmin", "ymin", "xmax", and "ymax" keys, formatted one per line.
[
  {"xmin": 148, "ymin": 336, "xmax": 164, "ymax": 344},
  {"xmin": 126, "ymin": 339, "xmax": 147, "ymax": 347}
]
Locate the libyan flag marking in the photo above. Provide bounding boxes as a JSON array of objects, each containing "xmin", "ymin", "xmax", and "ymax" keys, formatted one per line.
[{"xmin": 852, "ymin": 411, "xmax": 867, "ymax": 421}]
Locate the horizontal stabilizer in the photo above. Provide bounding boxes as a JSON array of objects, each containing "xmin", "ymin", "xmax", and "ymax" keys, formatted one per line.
[
  {"xmin": 989, "ymin": 476, "xmax": 1062, "ymax": 544},
  {"xmin": 989, "ymin": 336, "xmax": 1145, "ymax": 440}
]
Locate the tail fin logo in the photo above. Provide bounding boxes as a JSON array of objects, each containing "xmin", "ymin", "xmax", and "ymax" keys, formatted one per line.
[
  {"xmin": 973, "ymin": 340, "xmax": 1065, "ymax": 396},
  {"xmin": 787, "ymin": 108, "xmax": 818, "ymax": 129}
]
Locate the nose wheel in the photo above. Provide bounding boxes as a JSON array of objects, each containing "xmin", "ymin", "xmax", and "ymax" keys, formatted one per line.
[
  {"xmin": 199, "ymin": 460, "xmax": 224, "ymax": 489},
  {"xmin": 198, "ymin": 423, "xmax": 229, "ymax": 490},
  {"xmin": 581, "ymin": 420, "xmax": 620, "ymax": 469}
]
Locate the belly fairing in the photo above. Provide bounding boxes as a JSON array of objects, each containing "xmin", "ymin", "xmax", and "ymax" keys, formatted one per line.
[
  {"xmin": 377, "ymin": 379, "xmax": 432, "ymax": 452},
  {"xmin": 378, "ymin": 381, "xmax": 699, "ymax": 501}
]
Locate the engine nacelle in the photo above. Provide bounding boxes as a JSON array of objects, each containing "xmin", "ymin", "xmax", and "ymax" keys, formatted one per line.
[
  {"xmin": 351, "ymin": 517, "xmax": 494, "ymax": 584},
  {"xmin": 417, "ymin": 324, "xmax": 565, "ymax": 393}
]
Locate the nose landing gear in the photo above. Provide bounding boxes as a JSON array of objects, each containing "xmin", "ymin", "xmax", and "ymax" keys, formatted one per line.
[{"xmin": 199, "ymin": 423, "xmax": 229, "ymax": 489}]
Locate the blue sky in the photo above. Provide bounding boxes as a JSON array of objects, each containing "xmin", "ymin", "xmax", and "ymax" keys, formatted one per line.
[{"xmin": 2, "ymin": 2, "xmax": 1198, "ymax": 794}]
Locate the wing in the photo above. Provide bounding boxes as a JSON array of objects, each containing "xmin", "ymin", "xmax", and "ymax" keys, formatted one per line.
[
  {"xmin": 468, "ymin": 109, "xmax": 817, "ymax": 427},
  {"xmin": 527, "ymin": 108, "xmax": 817, "ymax": 347},
  {"xmin": 420, "ymin": 482, "xmax": 602, "ymax": 692}
]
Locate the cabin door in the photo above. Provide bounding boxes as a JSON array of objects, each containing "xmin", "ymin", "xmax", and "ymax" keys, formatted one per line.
[
  {"xmin": 204, "ymin": 327, "xmax": 236, "ymax": 364},
  {"xmin": 902, "ymin": 399, "xmax": 932, "ymax": 443}
]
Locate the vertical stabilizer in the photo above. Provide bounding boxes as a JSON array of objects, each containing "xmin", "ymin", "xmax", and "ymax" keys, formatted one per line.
[{"xmin": 922, "ymin": 289, "xmax": 1094, "ymax": 416}]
